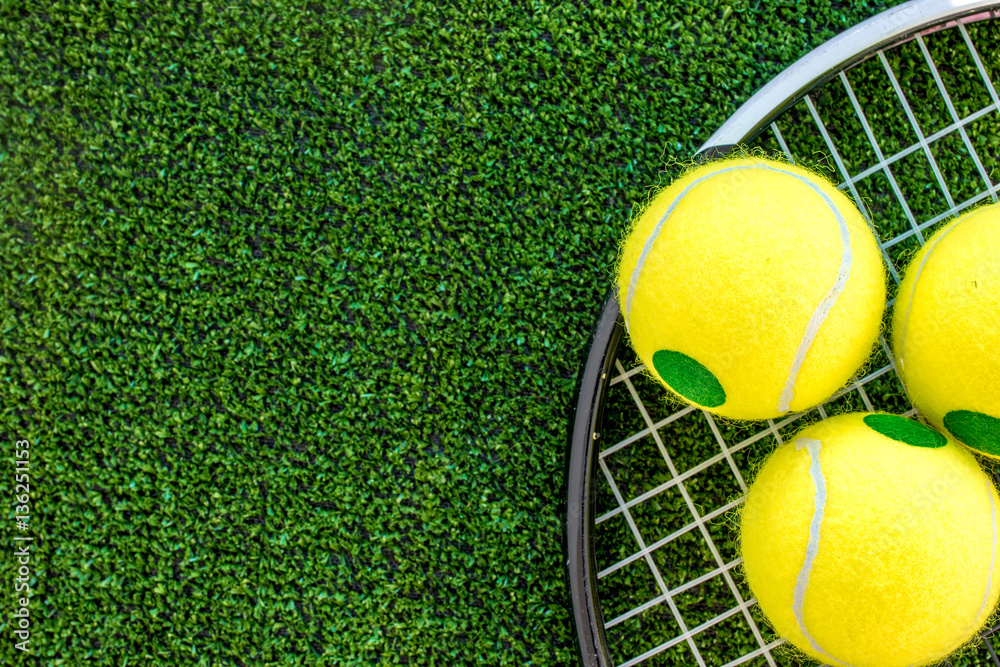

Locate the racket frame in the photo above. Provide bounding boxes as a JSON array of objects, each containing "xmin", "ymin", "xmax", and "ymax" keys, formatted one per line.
[{"xmin": 566, "ymin": 1, "xmax": 1000, "ymax": 664}]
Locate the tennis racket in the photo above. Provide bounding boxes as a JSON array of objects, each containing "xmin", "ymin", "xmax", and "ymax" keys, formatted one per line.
[{"xmin": 566, "ymin": 1, "xmax": 1000, "ymax": 665}]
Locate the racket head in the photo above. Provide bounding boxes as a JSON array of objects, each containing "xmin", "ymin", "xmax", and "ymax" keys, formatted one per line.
[{"xmin": 567, "ymin": 2, "xmax": 1000, "ymax": 665}]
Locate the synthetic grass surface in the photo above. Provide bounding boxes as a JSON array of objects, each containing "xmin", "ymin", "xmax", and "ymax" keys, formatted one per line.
[{"xmin": 0, "ymin": 0, "xmax": 931, "ymax": 664}]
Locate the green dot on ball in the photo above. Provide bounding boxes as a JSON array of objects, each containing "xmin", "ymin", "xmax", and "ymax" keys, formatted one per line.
[
  {"xmin": 863, "ymin": 413, "xmax": 947, "ymax": 448},
  {"xmin": 652, "ymin": 349, "xmax": 726, "ymax": 408},
  {"xmin": 943, "ymin": 410, "xmax": 1000, "ymax": 457}
]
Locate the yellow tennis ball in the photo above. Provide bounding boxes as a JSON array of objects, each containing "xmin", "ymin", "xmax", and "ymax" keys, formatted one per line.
[
  {"xmin": 741, "ymin": 412, "xmax": 1000, "ymax": 667},
  {"xmin": 892, "ymin": 203, "xmax": 1000, "ymax": 458},
  {"xmin": 616, "ymin": 157, "xmax": 886, "ymax": 420}
]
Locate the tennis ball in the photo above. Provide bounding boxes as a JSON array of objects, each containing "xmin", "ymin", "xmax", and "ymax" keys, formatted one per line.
[
  {"xmin": 741, "ymin": 412, "xmax": 1000, "ymax": 667},
  {"xmin": 892, "ymin": 203, "xmax": 1000, "ymax": 458},
  {"xmin": 616, "ymin": 157, "xmax": 886, "ymax": 420}
]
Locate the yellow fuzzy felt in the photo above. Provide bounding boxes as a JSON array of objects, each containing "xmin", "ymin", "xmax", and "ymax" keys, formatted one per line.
[
  {"xmin": 892, "ymin": 203, "xmax": 1000, "ymax": 458},
  {"xmin": 741, "ymin": 413, "xmax": 1000, "ymax": 667},
  {"xmin": 616, "ymin": 156, "xmax": 885, "ymax": 420}
]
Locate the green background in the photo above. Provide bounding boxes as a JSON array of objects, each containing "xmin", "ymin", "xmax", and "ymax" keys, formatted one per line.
[{"xmin": 1, "ymin": 0, "xmax": 912, "ymax": 664}]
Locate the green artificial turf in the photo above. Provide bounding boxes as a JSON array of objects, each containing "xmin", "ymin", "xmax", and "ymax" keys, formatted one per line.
[{"xmin": 7, "ymin": 0, "xmax": 987, "ymax": 664}]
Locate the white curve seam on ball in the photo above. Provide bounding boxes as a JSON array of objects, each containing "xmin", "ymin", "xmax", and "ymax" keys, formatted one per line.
[
  {"xmin": 623, "ymin": 163, "xmax": 853, "ymax": 414},
  {"xmin": 776, "ymin": 186, "xmax": 852, "ymax": 414},
  {"xmin": 896, "ymin": 216, "xmax": 967, "ymax": 371},
  {"xmin": 792, "ymin": 437, "xmax": 854, "ymax": 667}
]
